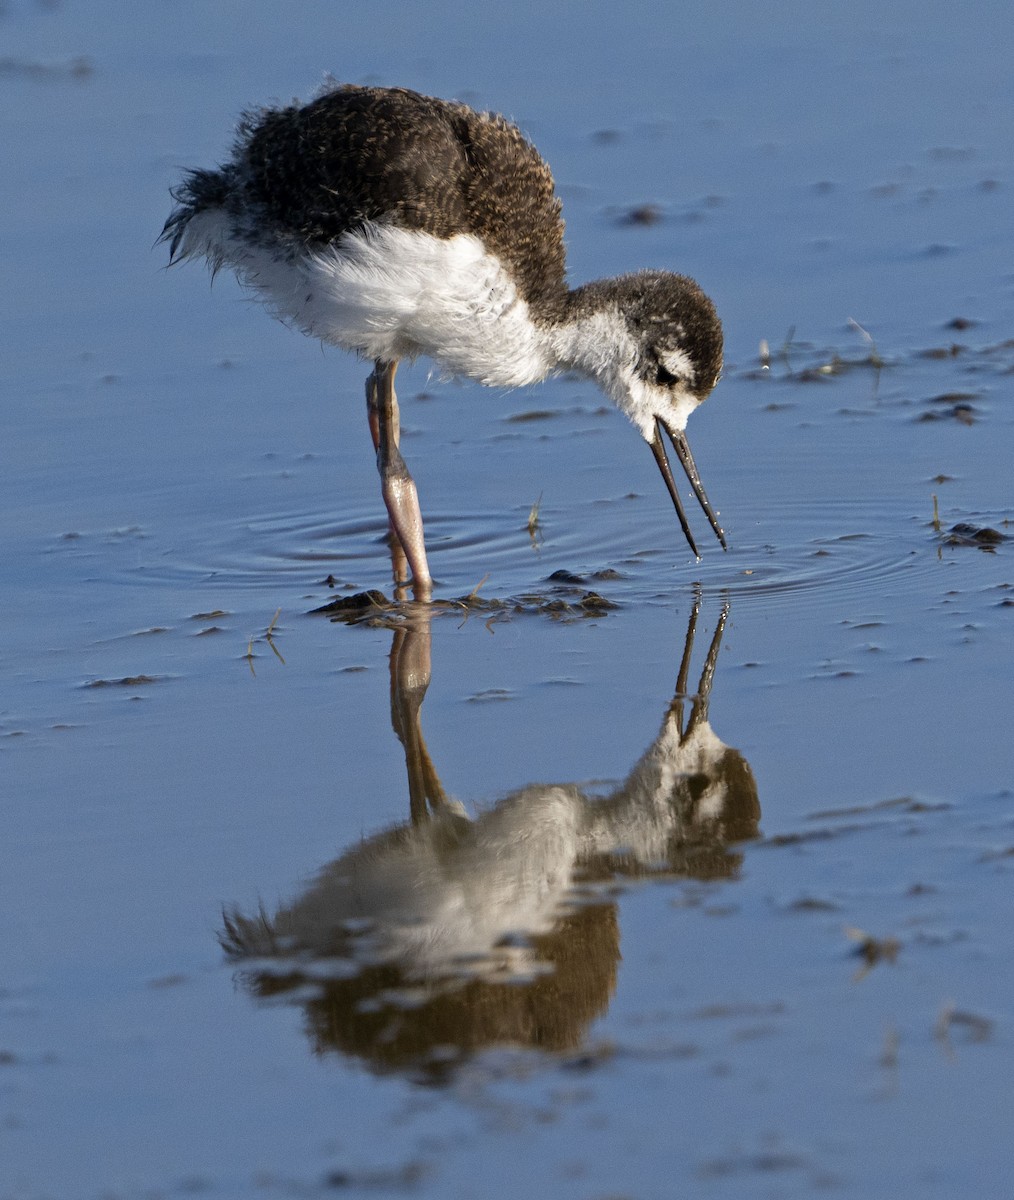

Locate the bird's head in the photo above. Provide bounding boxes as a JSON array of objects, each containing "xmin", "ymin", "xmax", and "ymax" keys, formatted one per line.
[{"xmin": 571, "ymin": 271, "xmax": 726, "ymax": 557}]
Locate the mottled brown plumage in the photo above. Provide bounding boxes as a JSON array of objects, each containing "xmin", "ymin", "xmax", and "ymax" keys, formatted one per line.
[{"xmin": 169, "ymin": 85, "xmax": 569, "ymax": 321}]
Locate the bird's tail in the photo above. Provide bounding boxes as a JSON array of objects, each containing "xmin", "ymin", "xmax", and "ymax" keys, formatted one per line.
[{"xmin": 159, "ymin": 167, "xmax": 233, "ymax": 262}]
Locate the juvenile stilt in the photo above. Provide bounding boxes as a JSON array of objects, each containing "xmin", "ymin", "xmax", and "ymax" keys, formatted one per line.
[{"xmin": 162, "ymin": 83, "xmax": 729, "ymax": 595}]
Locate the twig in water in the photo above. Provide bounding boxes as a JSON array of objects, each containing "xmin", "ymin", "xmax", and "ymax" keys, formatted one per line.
[
  {"xmin": 245, "ymin": 608, "xmax": 285, "ymax": 673},
  {"xmin": 527, "ymin": 492, "xmax": 544, "ymax": 541},
  {"xmin": 264, "ymin": 608, "xmax": 285, "ymax": 664},
  {"xmin": 780, "ymin": 325, "xmax": 796, "ymax": 372},
  {"xmin": 848, "ymin": 318, "xmax": 884, "ymax": 369},
  {"xmin": 466, "ymin": 574, "xmax": 490, "ymax": 602}
]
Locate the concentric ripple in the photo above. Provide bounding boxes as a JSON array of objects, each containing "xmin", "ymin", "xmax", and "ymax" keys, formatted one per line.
[
  {"xmin": 125, "ymin": 502, "xmax": 540, "ymax": 596},
  {"xmin": 125, "ymin": 491, "xmax": 947, "ymax": 619}
]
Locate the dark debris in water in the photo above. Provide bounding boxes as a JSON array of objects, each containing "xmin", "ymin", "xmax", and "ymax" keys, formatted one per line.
[
  {"xmin": 742, "ymin": 345, "xmax": 882, "ymax": 384},
  {"xmin": 311, "ymin": 590, "xmax": 389, "ymax": 620},
  {"xmin": 504, "ymin": 408, "xmax": 559, "ymax": 423},
  {"xmin": 785, "ymin": 895, "xmax": 840, "ymax": 913},
  {"xmin": 943, "ymin": 523, "xmax": 1007, "ymax": 550},
  {"xmin": 978, "ymin": 845, "xmax": 1014, "ymax": 863},
  {"xmin": 917, "ymin": 397, "xmax": 979, "ymax": 424},
  {"xmin": 559, "ymin": 1040, "xmax": 618, "ymax": 1071},
  {"xmin": 696, "ymin": 1144, "xmax": 809, "ymax": 1180},
  {"xmin": 926, "ymin": 390, "xmax": 979, "ymax": 406},
  {"xmin": 323, "ymin": 1159, "xmax": 429, "ymax": 1191},
  {"xmin": 310, "ymin": 577, "xmax": 620, "ymax": 627},
  {"xmin": 617, "ymin": 203, "xmax": 663, "ymax": 226},
  {"xmin": 82, "ymin": 674, "xmax": 163, "ymax": 689},
  {"xmin": 845, "ymin": 926, "xmax": 901, "ymax": 976},
  {"xmin": 0, "ymin": 55, "xmax": 93, "ymax": 81},
  {"xmin": 741, "ymin": 320, "xmax": 1014, "ymax": 398}
]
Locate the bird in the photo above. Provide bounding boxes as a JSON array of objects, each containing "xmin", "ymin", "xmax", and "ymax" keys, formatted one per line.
[
  {"xmin": 161, "ymin": 83, "xmax": 727, "ymax": 600},
  {"xmin": 220, "ymin": 602, "xmax": 758, "ymax": 1075}
]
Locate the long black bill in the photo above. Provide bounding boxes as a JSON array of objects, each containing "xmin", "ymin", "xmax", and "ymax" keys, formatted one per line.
[{"xmin": 649, "ymin": 418, "xmax": 728, "ymax": 558}]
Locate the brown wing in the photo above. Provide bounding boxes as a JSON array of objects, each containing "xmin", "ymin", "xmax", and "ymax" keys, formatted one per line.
[
  {"xmin": 236, "ymin": 85, "xmax": 569, "ymax": 315},
  {"xmin": 454, "ymin": 104, "xmax": 568, "ymax": 318}
]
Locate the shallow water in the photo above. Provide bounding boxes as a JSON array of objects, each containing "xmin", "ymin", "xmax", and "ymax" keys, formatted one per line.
[{"xmin": 3, "ymin": 2, "xmax": 1013, "ymax": 1198}]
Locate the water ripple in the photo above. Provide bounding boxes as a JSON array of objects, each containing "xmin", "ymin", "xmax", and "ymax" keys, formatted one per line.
[{"xmin": 125, "ymin": 495, "xmax": 943, "ymax": 616}]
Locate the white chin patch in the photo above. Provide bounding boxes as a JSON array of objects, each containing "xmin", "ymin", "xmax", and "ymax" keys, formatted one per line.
[{"xmin": 616, "ymin": 372, "xmax": 699, "ymax": 441}]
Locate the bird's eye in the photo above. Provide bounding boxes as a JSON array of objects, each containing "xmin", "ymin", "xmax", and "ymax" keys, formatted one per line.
[{"xmin": 655, "ymin": 363, "xmax": 681, "ymax": 387}]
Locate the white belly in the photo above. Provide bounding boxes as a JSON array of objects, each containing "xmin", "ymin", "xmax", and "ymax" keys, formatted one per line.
[{"xmin": 179, "ymin": 213, "xmax": 554, "ymax": 388}]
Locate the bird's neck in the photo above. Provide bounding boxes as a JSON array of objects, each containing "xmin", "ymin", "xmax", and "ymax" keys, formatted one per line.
[
  {"xmin": 546, "ymin": 285, "xmax": 686, "ymax": 442},
  {"xmin": 548, "ymin": 291, "xmax": 631, "ymax": 380},
  {"xmin": 545, "ymin": 289, "xmax": 640, "ymax": 414}
]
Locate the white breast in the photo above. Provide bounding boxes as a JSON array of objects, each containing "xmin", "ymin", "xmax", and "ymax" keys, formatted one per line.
[{"xmin": 179, "ymin": 212, "xmax": 554, "ymax": 388}]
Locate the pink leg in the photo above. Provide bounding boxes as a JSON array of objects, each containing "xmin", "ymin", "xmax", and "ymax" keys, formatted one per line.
[
  {"xmin": 366, "ymin": 368, "xmax": 410, "ymax": 591},
  {"xmin": 365, "ymin": 360, "xmax": 432, "ymax": 601}
]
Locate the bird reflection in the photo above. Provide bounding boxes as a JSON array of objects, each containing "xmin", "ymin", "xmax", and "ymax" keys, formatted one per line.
[{"xmin": 221, "ymin": 601, "xmax": 759, "ymax": 1083}]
